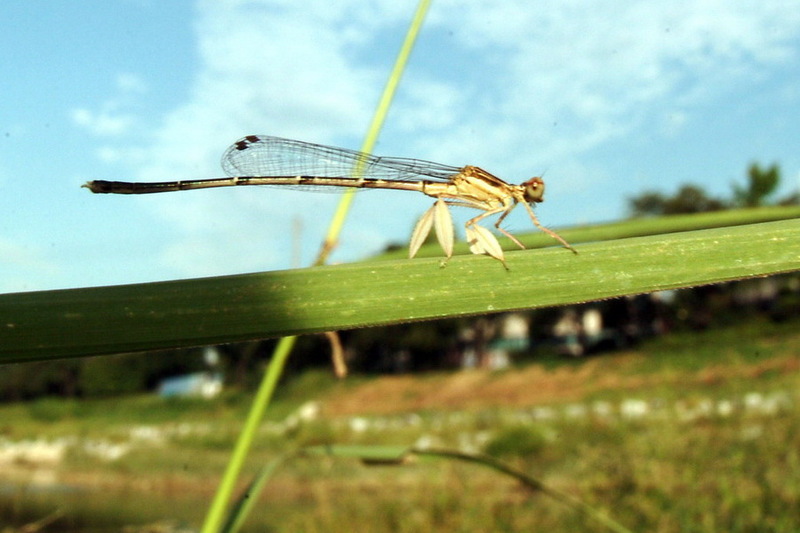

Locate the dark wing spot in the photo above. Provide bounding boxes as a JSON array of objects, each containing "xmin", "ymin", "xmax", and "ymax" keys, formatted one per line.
[{"xmin": 234, "ymin": 135, "xmax": 262, "ymax": 151}]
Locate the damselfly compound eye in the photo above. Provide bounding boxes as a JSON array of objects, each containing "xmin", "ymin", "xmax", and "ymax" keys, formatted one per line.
[{"xmin": 523, "ymin": 177, "xmax": 545, "ymax": 203}]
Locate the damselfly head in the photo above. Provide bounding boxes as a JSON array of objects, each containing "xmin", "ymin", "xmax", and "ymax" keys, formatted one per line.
[{"xmin": 522, "ymin": 177, "xmax": 545, "ymax": 203}]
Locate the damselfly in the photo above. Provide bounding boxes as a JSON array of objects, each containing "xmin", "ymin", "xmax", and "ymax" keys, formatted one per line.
[{"xmin": 84, "ymin": 135, "xmax": 576, "ymax": 265}]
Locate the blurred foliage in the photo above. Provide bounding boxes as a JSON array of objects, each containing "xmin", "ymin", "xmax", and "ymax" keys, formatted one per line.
[
  {"xmin": 628, "ymin": 161, "xmax": 797, "ymax": 217},
  {"xmin": 733, "ymin": 162, "xmax": 781, "ymax": 207},
  {"xmin": 26, "ymin": 397, "xmax": 80, "ymax": 422},
  {"xmin": 1, "ymin": 316, "xmax": 799, "ymax": 531},
  {"xmin": 629, "ymin": 184, "xmax": 726, "ymax": 216},
  {"xmin": 0, "ymin": 349, "xmax": 207, "ymax": 401},
  {"xmin": 484, "ymin": 425, "xmax": 550, "ymax": 458}
]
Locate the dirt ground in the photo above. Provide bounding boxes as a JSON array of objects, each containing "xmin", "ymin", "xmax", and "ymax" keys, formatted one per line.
[{"xmin": 320, "ymin": 351, "xmax": 800, "ymax": 416}]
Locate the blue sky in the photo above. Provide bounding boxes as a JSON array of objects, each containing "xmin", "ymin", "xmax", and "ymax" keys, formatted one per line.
[{"xmin": 2, "ymin": 0, "xmax": 799, "ymax": 292}]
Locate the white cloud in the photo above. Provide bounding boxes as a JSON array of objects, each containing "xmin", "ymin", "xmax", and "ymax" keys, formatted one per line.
[
  {"xmin": 410, "ymin": 0, "xmax": 800, "ymax": 167},
  {"xmin": 115, "ymin": 72, "xmax": 148, "ymax": 94},
  {"xmin": 70, "ymin": 73, "xmax": 147, "ymax": 137},
  {"xmin": 71, "ymin": 107, "xmax": 136, "ymax": 136}
]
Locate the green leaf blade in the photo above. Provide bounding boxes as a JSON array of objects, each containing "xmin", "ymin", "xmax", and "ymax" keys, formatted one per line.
[{"xmin": 1, "ymin": 217, "xmax": 798, "ymax": 362}]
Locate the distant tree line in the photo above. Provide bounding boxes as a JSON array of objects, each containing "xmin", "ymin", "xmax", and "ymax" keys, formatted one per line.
[{"xmin": 628, "ymin": 162, "xmax": 797, "ymax": 216}]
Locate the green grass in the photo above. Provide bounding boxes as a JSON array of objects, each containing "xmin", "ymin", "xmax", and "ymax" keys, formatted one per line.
[{"xmin": 1, "ymin": 317, "xmax": 799, "ymax": 531}]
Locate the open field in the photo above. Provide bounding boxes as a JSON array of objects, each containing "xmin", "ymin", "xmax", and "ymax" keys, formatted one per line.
[{"xmin": 1, "ymin": 316, "xmax": 799, "ymax": 531}]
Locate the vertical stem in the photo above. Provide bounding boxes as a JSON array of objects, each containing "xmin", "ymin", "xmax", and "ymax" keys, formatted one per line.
[
  {"xmin": 315, "ymin": 0, "xmax": 432, "ymax": 266},
  {"xmin": 200, "ymin": 336, "xmax": 296, "ymax": 533},
  {"xmin": 200, "ymin": 1, "xmax": 433, "ymax": 531}
]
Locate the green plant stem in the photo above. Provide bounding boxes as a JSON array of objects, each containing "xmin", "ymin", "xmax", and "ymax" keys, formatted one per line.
[
  {"xmin": 415, "ymin": 447, "xmax": 632, "ymax": 533},
  {"xmin": 201, "ymin": 336, "xmax": 296, "ymax": 533},
  {"xmin": 317, "ymin": 0, "xmax": 432, "ymax": 265}
]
